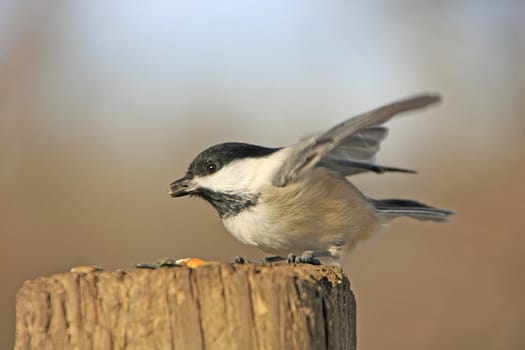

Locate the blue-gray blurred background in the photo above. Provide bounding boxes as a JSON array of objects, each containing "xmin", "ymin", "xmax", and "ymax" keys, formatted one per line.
[{"xmin": 1, "ymin": 1, "xmax": 524, "ymax": 348}]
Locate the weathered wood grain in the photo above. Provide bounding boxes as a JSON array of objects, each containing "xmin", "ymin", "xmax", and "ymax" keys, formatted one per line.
[{"xmin": 15, "ymin": 263, "xmax": 356, "ymax": 350}]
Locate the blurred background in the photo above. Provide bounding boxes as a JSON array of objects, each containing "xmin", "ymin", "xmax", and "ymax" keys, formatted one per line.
[{"xmin": 1, "ymin": 1, "xmax": 524, "ymax": 348}]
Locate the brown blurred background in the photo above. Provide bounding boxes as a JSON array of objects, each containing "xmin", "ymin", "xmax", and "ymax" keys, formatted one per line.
[{"xmin": 1, "ymin": 1, "xmax": 524, "ymax": 348}]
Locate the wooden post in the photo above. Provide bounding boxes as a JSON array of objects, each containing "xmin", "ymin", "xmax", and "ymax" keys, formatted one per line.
[{"xmin": 15, "ymin": 263, "xmax": 356, "ymax": 350}]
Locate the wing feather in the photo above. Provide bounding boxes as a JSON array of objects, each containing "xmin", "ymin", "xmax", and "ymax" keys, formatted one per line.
[
  {"xmin": 319, "ymin": 159, "xmax": 416, "ymax": 175},
  {"xmin": 325, "ymin": 126, "xmax": 388, "ymax": 163},
  {"xmin": 272, "ymin": 94, "xmax": 441, "ymax": 186}
]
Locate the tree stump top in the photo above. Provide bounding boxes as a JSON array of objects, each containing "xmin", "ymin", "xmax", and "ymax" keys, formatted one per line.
[{"xmin": 16, "ymin": 263, "xmax": 355, "ymax": 350}]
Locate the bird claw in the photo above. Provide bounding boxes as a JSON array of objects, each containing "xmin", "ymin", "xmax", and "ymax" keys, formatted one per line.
[{"xmin": 287, "ymin": 251, "xmax": 322, "ymax": 265}]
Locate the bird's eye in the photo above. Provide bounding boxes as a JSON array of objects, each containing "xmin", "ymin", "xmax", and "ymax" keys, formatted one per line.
[{"xmin": 206, "ymin": 163, "xmax": 218, "ymax": 174}]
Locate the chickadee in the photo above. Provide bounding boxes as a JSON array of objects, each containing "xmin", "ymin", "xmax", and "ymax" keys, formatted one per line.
[{"xmin": 169, "ymin": 94, "xmax": 452, "ymax": 264}]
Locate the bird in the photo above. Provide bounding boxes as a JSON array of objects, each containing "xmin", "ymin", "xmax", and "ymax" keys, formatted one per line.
[{"xmin": 168, "ymin": 94, "xmax": 452, "ymax": 265}]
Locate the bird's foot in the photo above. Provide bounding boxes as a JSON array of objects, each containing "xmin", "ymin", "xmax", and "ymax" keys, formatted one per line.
[{"xmin": 287, "ymin": 251, "xmax": 322, "ymax": 265}]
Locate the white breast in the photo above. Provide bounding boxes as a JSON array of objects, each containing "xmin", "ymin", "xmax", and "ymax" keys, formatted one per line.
[
  {"xmin": 222, "ymin": 206, "xmax": 271, "ymax": 247},
  {"xmin": 222, "ymin": 203, "xmax": 311, "ymax": 255},
  {"xmin": 222, "ymin": 167, "xmax": 383, "ymax": 257}
]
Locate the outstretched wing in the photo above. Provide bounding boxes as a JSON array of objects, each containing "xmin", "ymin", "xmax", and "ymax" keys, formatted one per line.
[
  {"xmin": 272, "ymin": 94, "xmax": 441, "ymax": 187},
  {"xmin": 325, "ymin": 126, "xmax": 388, "ymax": 162},
  {"xmin": 318, "ymin": 126, "xmax": 416, "ymax": 176}
]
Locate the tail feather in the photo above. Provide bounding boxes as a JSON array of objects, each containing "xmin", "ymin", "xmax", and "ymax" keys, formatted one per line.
[{"xmin": 371, "ymin": 198, "xmax": 453, "ymax": 222}]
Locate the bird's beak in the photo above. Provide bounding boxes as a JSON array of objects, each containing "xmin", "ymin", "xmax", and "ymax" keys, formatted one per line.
[{"xmin": 169, "ymin": 175, "xmax": 195, "ymax": 197}]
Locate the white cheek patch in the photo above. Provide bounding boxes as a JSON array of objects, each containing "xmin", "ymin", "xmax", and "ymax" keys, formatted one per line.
[
  {"xmin": 194, "ymin": 148, "xmax": 291, "ymax": 193},
  {"xmin": 193, "ymin": 162, "xmax": 251, "ymax": 192}
]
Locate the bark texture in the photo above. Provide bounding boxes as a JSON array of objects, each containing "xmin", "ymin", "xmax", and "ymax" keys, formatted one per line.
[{"xmin": 15, "ymin": 263, "xmax": 356, "ymax": 350}]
